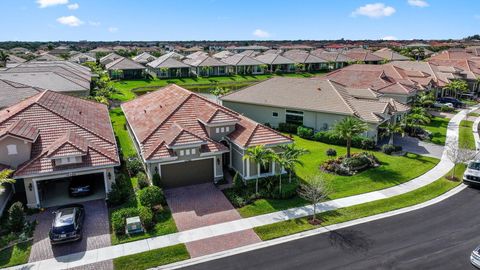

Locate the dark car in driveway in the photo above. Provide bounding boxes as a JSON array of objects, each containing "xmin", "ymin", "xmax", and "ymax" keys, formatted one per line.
[
  {"xmin": 68, "ymin": 177, "xmax": 94, "ymax": 197},
  {"xmin": 436, "ymin": 97, "xmax": 464, "ymax": 108},
  {"xmin": 49, "ymin": 204, "xmax": 85, "ymax": 245}
]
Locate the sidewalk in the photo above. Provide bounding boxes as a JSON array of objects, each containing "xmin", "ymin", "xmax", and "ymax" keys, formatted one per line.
[{"xmin": 7, "ymin": 106, "xmax": 478, "ymax": 270}]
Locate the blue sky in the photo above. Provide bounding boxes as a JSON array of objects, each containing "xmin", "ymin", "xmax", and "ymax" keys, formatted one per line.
[{"xmin": 1, "ymin": 0, "xmax": 480, "ymax": 41}]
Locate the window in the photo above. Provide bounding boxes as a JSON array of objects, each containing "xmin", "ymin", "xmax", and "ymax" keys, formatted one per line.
[
  {"xmin": 56, "ymin": 156, "xmax": 80, "ymax": 165},
  {"xmin": 216, "ymin": 127, "xmax": 220, "ymax": 133},
  {"xmin": 286, "ymin": 110, "xmax": 304, "ymax": 125},
  {"xmin": 220, "ymin": 127, "xmax": 225, "ymax": 133},
  {"xmin": 191, "ymin": 149, "xmax": 196, "ymax": 155},
  {"xmin": 225, "ymin": 126, "xmax": 230, "ymax": 132},
  {"xmin": 272, "ymin": 112, "xmax": 279, "ymax": 117},
  {"xmin": 185, "ymin": 149, "xmax": 191, "ymax": 155},
  {"xmin": 6, "ymin": 144, "xmax": 17, "ymax": 155},
  {"xmin": 179, "ymin": 150, "xmax": 185, "ymax": 156}
]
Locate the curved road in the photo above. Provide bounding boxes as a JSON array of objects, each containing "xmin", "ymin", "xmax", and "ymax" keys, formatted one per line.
[{"xmin": 181, "ymin": 187, "xmax": 480, "ymax": 270}]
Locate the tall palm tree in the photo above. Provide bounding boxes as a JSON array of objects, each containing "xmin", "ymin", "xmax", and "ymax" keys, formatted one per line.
[
  {"xmin": 0, "ymin": 169, "xmax": 15, "ymax": 188},
  {"xmin": 333, "ymin": 117, "xmax": 368, "ymax": 158},
  {"xmin": 243, "ymin": 146, "xmax": 273, "ymax": 194},
  {"xmin": 406, "ymin": 107, "xmax": 430, "ymax": 136},
  {"xmin": 384, "ymin": 122, "xmax": 404, "ymax": 145},
  {"xmin": 279, "ymin": 144, "xmax": 309, "ymax": 183}
]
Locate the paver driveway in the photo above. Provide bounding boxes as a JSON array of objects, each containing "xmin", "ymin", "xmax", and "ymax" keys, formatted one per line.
[
  {"xmin": 165, "ymin": 183, "xmax": 261, "ymax": 257},
  {"xmin": 28, "ymin": 199, "xmax": 113, "ymax": 270}
]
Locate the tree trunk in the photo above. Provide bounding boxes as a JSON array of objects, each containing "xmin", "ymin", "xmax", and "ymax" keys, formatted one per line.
[
  {"xmin": 346, "ymin": 138, "xmax": 352, "ymax": 158},
  {"xmin": 256, "ymin": 164, "xmax": 260, "ymax": 194},
  {"xmin": 279, "ymin": 174, "xmax": 282, "ymax": 194},
  {"xmin": 451, "ymin": 164, "xmax": 456, "ymax": 179},
  {"xmin": 389, "ymin": 134, "xmax": 394, "ymax": 145},
  {"xmin": 288, "ymin": 171, "xmax": 292, "ymax": 183},
  {"xmin": 312, "ymin": 204, "xmax": 317, "ymax": 222}
]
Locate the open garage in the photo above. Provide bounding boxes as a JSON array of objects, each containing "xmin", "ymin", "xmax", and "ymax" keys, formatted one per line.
[
  {"xmin": 160, "ymin": 159, "xmax": 214, "ymax": 189},
  {"xmin": 36, "ymin": 172, "xmax": 107, "ymax": 208}
]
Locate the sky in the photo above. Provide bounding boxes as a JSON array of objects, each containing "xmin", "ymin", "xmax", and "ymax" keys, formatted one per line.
[{"xmin": 1, "ymin": 0, "xmax": 479, "ymax": 41}]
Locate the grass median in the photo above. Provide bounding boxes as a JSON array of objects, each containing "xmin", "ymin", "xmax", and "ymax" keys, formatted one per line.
[
  {"xmin": 112, "ymin": 244, "xmax": 189, "ymax": 270},
  {"xmin": 459, "ymin": 120, "xmax": 476, "ymax": 150},
  {"xmin": 254, "ymin": 164, "xmax": 466, "ymax": 241}
]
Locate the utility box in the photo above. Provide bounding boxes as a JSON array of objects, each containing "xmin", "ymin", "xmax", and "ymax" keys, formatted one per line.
[{"xmin": 125, "ymin": 216, "xmax": 144, "ymax": 235}]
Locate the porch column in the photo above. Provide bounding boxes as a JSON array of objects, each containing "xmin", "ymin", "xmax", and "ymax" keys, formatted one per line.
[{"xmin": 33, "ymin": 180, "xmax": 40, "ymax": 208}]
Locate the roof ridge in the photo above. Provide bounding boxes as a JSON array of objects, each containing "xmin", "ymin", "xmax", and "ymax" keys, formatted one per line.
[{"xmin": 326, "ymin": 80, "xmax": 357, "ymax": 116}]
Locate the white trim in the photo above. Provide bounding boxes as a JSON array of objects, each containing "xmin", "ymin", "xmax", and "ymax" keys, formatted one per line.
[
  {"xmin": 33, "ymin": 180, "xmax": 39, "ymax": 207},
  {"xmin": 14, "ymin": 164, "xmax": 118, "ymax": 180},
  {"xmin": 103, "ymin": 170, "xmax": 109, "ymax": 195}
]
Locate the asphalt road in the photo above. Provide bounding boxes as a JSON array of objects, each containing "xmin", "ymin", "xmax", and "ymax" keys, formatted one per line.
[{"xmin": 181, "ymin": 186, "xmax": 480, "ymax": 270}]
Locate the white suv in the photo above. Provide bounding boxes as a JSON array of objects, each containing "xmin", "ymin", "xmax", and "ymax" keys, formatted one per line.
[{"xmin": 464, "ymin": 161, "xmax": 480, "ymax": 186}]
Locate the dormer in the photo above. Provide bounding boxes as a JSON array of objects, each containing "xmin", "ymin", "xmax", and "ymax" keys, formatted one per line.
[
  {"xmin": 46, "ymin": 130, "xmax": 88, "ymax": 167},
  {"xmin": 163, "ymin": 123, "xmax": 207, "ymax": 159},
  {"xmin": 0, "ymin": 119, "xmax": 39, "ymax": 168},
  {"xmin": 197, "ymin": 106, "xmax": 240, "ymax": 141}
]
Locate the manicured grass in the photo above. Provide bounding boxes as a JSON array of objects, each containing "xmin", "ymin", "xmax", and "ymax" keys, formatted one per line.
[
  {"xmin": 237, "ymin": 136, "xmax": 439, "ymax": 217},
  {"xmin": 254, "ymin": 164, "xmax": 466, "ymax": 241},
  {"xmin": 467, "ymin": 112, "xmax": 480, "ymax": 118},
  {"xmin": 461, "ymin": 99, "xmax": 479, "ymax": 106},
  {"xmin": 459, "ymin": 120, "xmax": 476, "ymax": 150},
  {"xmin": 421, "ymin": 116, "xmax": 450, "ymax": 145},
  {"xmin": 111, "ymin": 72, "xmax": 326, "ymax": 102},
  {"xmin": 112, "ymin": 244, "xmax": 190, "ymax": 270},
  {"xmin": 0, "ymin": 241, "xmax": 32, "ymax": 268},
  {"xmin": 109, "ymin": 108, "xmax": 137, "ymax": 158},
  {"xmin": 111, "ymin": 209, "xmax": 178, "ymax": 245}
]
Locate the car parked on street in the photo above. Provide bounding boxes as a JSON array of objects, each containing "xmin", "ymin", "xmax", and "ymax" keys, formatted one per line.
[
  {"xmin": 436, "ymin": 97, "xmax": 464, "ymax": 108},
  {"xmin": 463, "ymin": 161, "xmax": 480, "ymax": 186},
  {"xmin": 433, "ymin": 101, "xmax": 454, "ymax": 109},
  {"xmin": 68, "ymin": 177, "xmax": 94, "ymax": 197},
  {"xmin": 471, "ymin": 245, "xmax": 480, "ymax": 268},
  {"xmin": 49, "ymin": 204, "xmax": 85, "ymax": 245}
]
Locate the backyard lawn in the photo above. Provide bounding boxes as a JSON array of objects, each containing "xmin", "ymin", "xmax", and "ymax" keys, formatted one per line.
[
  {"xmin": 421, "ymin": 116, "xmax": 450, "ymax": 145},
  {"xmin": 254, "ymin": 164, "xmax": 465, "ymax": 241},
  {"xmin": 109, "ymin": 108, "xmax": 137, "ymax": 158},
  {"xmin": 112, "ymin": 244, "xmax": 190, "ymax": 270},
  {"xmin": 459, "ymin": 120, "xmax": 476, "ymax": 150},
  {"xmin": 0, "ymin": 241, "xmax": 32, "ymax": 268},
  {"xmin": 237, "ymin": 135, "xmax": 439, "ymax": 217}
]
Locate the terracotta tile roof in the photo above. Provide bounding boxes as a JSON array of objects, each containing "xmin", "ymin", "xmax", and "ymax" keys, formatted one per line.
[
  {"xmin": 342, "ymin": 51, "xmax": 383, "ymax": 62},
  {"xmin": 147, "ymin": 52, "xmax": 189, "ymax": 69},
  {"xmin": 105, "ymin": 57, "xmax": 145, "ymax": 70},
  {"xmin": 255, "ymin": 53, "xmax": 296, "ymax": 65},
  {"xmin": 183, "ymin": 55, "xmax": 228, "ymax": 67},
  {"xmin": 282, "ymin": 50, "xmax": 327, "ymax": 64},
  {"xmin": 221, "ymin": 54, "xmax": 264, "ymax": 66},
  {"xmin": 122, "ymin": 84, "xmax": 291, "ymax": 160},
  {"xmin": 0, "ymin": 118, "xmax": 39, "ymax": 142},
  {"xmin": 372, "ymin": 48, "xmax": 410, "ymax": 61},
  {"xmin": 0, "ymin": 91, "xmax": 119, "ymax": 177}
]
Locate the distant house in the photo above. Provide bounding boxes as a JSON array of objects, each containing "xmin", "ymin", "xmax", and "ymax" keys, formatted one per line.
[
  {"xmin": 0, "ymin": 91, "xmax": 120, "ymax": 208},
  {"xmin": 183, "ymin": 55, "xmax": 229, "ymax": 76},
  {"xmin": 185, "ymin": 51, "xmax": 208, "ymax": 59},
  {"xmin": 132, "ymin": 52, "xmax": 157, "ymax": 65},
  {"xmin": 310, "ymin": 50, "xmax": 353, "ymax": 69},
  {"xmin": 212, "ymin": 50, "xmax": 234, "ymax": 59},
  {"xmin": 105, "ymin": 57, "xmax": 145, "ymax": 79},
  {"xmin": 121, "ymin": 84, "xmax": 291, "ymax": 187},
  {"xmin": 48, "ymin": 46, "xmax": 70, "ymax": 56},
  {"xmin": 372, "ymin": 48, "xmax": 410, "ymax": 62},
  {"xmin": 36, "ymin": 53, "xmax": 63, "ymax": 62},
  {"xmin": 0, "ymin": 79, "xmax": 43, "ymax": 109},
  {"xmin": 228, "ymin": 45, "xmax": 270, "ymax": 53},
  {"xmin": 255, "ymin": 53, "xmax": 296, "ymax": 73},
  {"xmin": 69, "ymin": 52, "xmax": 96, "ymax": 64},
  {"xmin": 9, "ymin": 47, "xmax": 31, "ymax": 55},
  {"xmin": 238, "ymin": 50, "xmax": 258, "ymax": 57},
  {"xmin": 221, "ymin": 77, "xmax": 410, "ymax": 142},
  {"xmin": 221, "ymin": 54, "xmax": 265, "ymax": 75},
  {"xmin": 99, "ymin": 52, "xmax": 123, "ymax": 66},
  {"xmin": 5, "ymin": 54, "xmax": 26, "ymax": 67},
  {"xmin": 342, "ymin": 49, "xmax": 384, "ymax": 64},
  {"xmin": 146, "ymin": 52, "xmax": 191, "ymax": 78},
  {"xmin": 282, "ymin": 50, "xmax": 328, "ymax": 71}
]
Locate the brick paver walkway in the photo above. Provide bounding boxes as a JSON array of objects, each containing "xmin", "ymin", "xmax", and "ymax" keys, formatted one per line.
[
  {"xmin": 28, "ymin": 199, "xmax": 112, "ymax": 269},
  {"xmin": 165, "ymin": 183, "xmax": 261, "ymax": 257}
]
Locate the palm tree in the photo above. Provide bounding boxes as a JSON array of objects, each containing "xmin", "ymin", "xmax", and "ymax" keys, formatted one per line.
[
  {"xmin": 0, "ymin": 169, "xmax": 15, "ymax": 188},
  {"xmin": 279, "ymin": 144, "xmax": 309, "ymax": 183},
  {"xmin": 406, "ymin": 107, "xmax": 431, "ymax": 136},
  {"xmin": 415, "ymin": 92, "xmax": 435, "ymax": 108},
  {"xmin": 444, "ymin": 80, "xmax": 468, "ymax": 98},
  {"xmin": 243, "ymin": 146, "xmax": 273, "ymax": 194},
  {"xmin": 0, "ymin": 51, "xmax": 10, "ymax": 67},
  {"xmin": 333, "ymin": 117, "xmax": 368, "ymax": 158},
  {"xmin": 384, "ymin": 122, "xmax": 403, "ymax": 145},
  {"xmin": 273, "ymin": 153, "xmax": 288, "ymax": 193}
]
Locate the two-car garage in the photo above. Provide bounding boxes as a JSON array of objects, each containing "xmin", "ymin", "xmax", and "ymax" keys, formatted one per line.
[{"xmin": 160, "ymin": 159, "xmax": 215, "ymax": 189}]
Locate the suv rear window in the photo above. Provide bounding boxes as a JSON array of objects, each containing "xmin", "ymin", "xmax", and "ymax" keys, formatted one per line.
[{"xmin": 469, "ymin": 162, "xmax": 480, "ymax": 170}]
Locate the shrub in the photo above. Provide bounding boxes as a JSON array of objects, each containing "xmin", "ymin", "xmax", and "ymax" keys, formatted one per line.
[
  {"xmin": 272, "ymin": 181, "xmax": 299, "ymax": 199},
  {"xmin": 313, "ymin": 131, "xmax": 375, "ymax": 150},
  {"xmin": 138, "ymin": 186, "xmax": 165, "ymax": 208},
  {"xmin": 297, "ymin": 126, "xmax": 314, "ymax": 139},
  {"xmin": 440, "ymin": 106, "xmax": 455, "ymax": 112},
  {"xmin": 138, "ymin": 206, "xmax": 154, "ymax": 230},
  {"xmin": 230, "ymin": 194, "xmax": 247, "ymax": 208},
  {"xmin": 381, "ymin": 144, "xmax": 396, "ymax": 155},
  {"xmin": 136, "ymin": 172, "xmax": 149, "ymax": 189},
  {"xmin": 326, "ymin": 148, "xmax": 337, "ymax": 157},
  {"xmin": 152, "ymin": 173, "xmax": 161, "ymax": 187},
  {"xmin": 111, "ymin": 207, "xmax": 139, "ymax": 235},
  {"xmin": 107, "ymin": 174, "xmax": 131, "ymax": 206},
  {"xmin": 8, "ymin": 202, "xmax": 25, "ymax": 232},
  {"xmin": 278, "ymin": 123, "xmax": 299, "ymax": 133},
  {"xmin": 126, "ymin": 157, "xmax": 143, "ymax": 176},
  {"xmin": 233, "ymin": 172, "xmax": 244, "ymax": 190},
  {"xmin": 394, "ymin": 145, "xmax": 403, "ymax": 152}
]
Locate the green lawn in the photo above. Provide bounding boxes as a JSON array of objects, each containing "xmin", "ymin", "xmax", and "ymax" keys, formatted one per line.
[
  {"xmin": 109, "ymin": 108, "xmax": 137, "ymax": 158},
  {"xmin": 459, "ymin": 120, "xmax": 476, "ymax": 150},
  {"xmin": 237, "ymin": 136, "xmax": 439, "ymax": 217},
  {"xmin": 110, "ymin": 72, "xmax": 326, "ymax": 102},
  {"xmin": 113, "ymin": 244, "xmax": 190, "ymax": 270},
  {"xmin": 0, "ymin": 241, "xmax": 32, "ymax": 268},
  {"xmin": 421, "ymin": 116, "xmax": 450, "ymax": 145},
  {"xmin": 467, "ymin": 112, "xmax": 480, "ymax": 118},
  {"xmin": 254, "ymin": 164, "xmax": 466, "ymax": 241}
]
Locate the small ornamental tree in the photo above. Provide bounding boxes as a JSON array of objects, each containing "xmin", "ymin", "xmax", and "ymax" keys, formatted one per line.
[
  {"xmin": 298, "ymin": 175, "xmax": 331, "ymax": 224},
  {"xmin": 446, "ymin": 141, "xmax": 477, "ymax": 180}
]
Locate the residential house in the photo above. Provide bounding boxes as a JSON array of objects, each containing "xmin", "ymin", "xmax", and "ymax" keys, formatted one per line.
[
  {"xmin": 132, "ymin": 52, "xmax": 157, "ymax": 65},
  {"xmin": 310, "ymin": 49, "xmax": 354, "ymax": 69},
  {"xmin": 282, "ymin": 50, "xmax": 328, "ymax": 71},
  {"xmin": 212, "ymin": 50, "xmax": 234, "ymax": 59},
  {"xmin": 36, "ymin": 53, "xmax": 63, "ymax": 62},
  {"xmin": 9, "ymin": 47, "xmax": 31, "ymax": 55},
  {"xmin": 0, "ymin": 79, "xmax": 43, "ymax": 109},
  {"xmin": 121, "ymin": 84, "xmax": 292, "ymax": 187},
  {"xmin": 99, "ymin": 52, "xmax": 123, "ymax": 66},
  {"xmin": 185, "ymin": 51, "xmax": 208, "ymax": 59},
  {"xmin": 238, "ymin": 50, "xmax": 258, "ymax": 57},
  {"xmin": 5, "ymin": 54, "xmax": 26, "ymax": 67},
  {"xmin": 105, "ymin": 57, "xmax": 145, "ymax": 79},
  {"xmin": 221, "ymin": 54, "xmax": 265, "ymax": 75},
  {"xmin": 146, "ymin": 52, "xmax": 191, "ymax": 78},
  {"xmin": 69, "ymin": 52, "xmax": 96, "ymax": 64},
  {"xmin": 183, "ymin": 55, "xmax": 229, "ymax": 76},
  {"xmin": 0, "ymin": 91, "xmax": 120, "ymax": 208},
  {"xmin": 228, "ymin": 45, "xmax": 270, "ymax": 53},
  {"xmin": 48, "ymin": 46, "xmax": 70, "ymax": 56},
  {"xmin": 221, "ymin": 77, "xmax": 410, "ymax": 142},
  {"xmin": 255, "ymin": 53, "xmax": 296, "ymax": 73},
  {"xmin": 372, "ymin": 48, "xmax": 410, "ymax": 62},
  {"xmin": 342, "ymin": 49, "xmax": 384, "ymax": 64}
]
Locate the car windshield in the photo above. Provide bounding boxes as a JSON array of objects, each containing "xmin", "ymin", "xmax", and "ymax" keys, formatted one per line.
[
  {"xmin": 52, "ymin": 224, "xmax": 75, "ymax": 234},
  {"xmin": 469, "ymin": 162, "xmax": 480, "ymax": 170}
]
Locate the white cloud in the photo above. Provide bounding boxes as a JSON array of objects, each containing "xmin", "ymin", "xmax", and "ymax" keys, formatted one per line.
[
  {"xmin": 56, "ymin": 15, "xmax": 83, "ymax": 26},
  {"xmin": 407, "ymin": 0, "xmax": 429, "ymax": 7},
  {"xmin": 88, "ymin": 21, "xmax": 101, "ymax": 26},
  {"xmin": 252, "ymin": 29, "xmax": 271, "ymax": 38},
  {"xmin": 108, "ymin": 27, "xmax": 119, "ymax": 33},
  {"xmin": 351, "ymin": 3, "xmax": 396, "ymax": 18},
  {"xmin": 382, "ymin": 35, "xmax": 397, "ymax": 40},
  {"xmin": 67, "ymin": 3, "xmax": 79, "ymax": 10},
  {"xmin": 37, "ymin": 0, "xmax": 68, "ymax": 8}
]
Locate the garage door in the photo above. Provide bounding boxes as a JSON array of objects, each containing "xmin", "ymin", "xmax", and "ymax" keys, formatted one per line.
[{"xmin": 161, "ymin": 159, "xmax": 214, "ymax": 188}]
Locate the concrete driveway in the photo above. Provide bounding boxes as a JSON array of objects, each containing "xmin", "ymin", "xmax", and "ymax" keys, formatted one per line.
[
  {"xmin": 28, "ymin": 199, "xmax": 112, "ymax": 269},
  {"xmin": 165, "ymin": 183, "xmax": 261, "ymax": 257}
]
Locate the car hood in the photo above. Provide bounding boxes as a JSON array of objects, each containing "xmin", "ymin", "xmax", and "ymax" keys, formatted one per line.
[{"xmin": 465, "ymin": 169, "xmax": 480, "ymax": 177}]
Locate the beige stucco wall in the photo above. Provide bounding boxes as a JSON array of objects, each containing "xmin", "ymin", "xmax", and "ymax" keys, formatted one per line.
[{"xmin": 0, "ymin": 136, "xmax": 32, "ymax": 168}]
